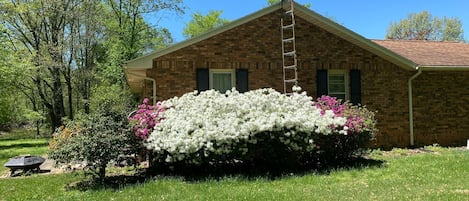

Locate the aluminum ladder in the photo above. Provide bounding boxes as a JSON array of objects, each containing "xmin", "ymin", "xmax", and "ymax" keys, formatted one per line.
[{"xmin": 281, "ymin": 0, "xmax": 299, "ymax": 94}]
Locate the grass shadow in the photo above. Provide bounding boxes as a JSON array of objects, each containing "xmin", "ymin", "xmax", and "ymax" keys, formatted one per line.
[
  {"xmin": 310, "ymin": 157, "xmax": 386, "ymax": 175},
  {"xmin": 65, "ymin": 172, "xmax": 150, "ymax": 191},
  {"xmin": 63, "ymin": 157, "xmax": 385, "ymax": 190},
  {"xmin": 0, "ymin": 142, "xmax": 49, "ymax": 150},
  {"xmin": 146, "ymin": 156, "xmax": 386, "ymax": 182}
]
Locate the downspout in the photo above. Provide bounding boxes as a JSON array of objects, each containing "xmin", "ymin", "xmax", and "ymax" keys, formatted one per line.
[
  {"xmin": 408, "ymin": 67, "xmax": 422, "ymax": 146},
  {"xmin": 127, "ymin": 71, "xmax": 157, "ymax": 106}
]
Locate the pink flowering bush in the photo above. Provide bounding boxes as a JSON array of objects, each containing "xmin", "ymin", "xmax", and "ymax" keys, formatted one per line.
[
  {"xmin": 311, "ymin": 95, "xmax": 377, "ymax": 166},
  {"xmin": 314, "ymin": 95, "xmax": 377, "ymax": 135},
  {"xmin": 128, "ymin": 98, "xmax": 166, "ymax": 140}
]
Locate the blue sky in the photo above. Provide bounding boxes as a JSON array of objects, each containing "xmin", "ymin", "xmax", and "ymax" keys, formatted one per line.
[{"xmin": 155, "ymin": 0, "xmax": 469, "ymax": 43}]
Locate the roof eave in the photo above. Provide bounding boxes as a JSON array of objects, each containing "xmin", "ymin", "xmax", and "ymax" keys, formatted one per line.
[
  {"xmin": 419, "ymin": 65, "xmax": 469, "ymax": 71},
  {"xmin": 124, "ymin": 68, "xmax": 148, "ymax": 93}
]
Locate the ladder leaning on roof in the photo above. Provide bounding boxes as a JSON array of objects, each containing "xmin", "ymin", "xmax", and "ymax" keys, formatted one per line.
[{"xmin": 281, "ymin": 0, "xmax": 299, "ymax": 95}]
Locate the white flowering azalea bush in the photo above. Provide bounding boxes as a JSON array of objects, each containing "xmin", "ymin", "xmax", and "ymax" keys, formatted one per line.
[{"xmin": 133, "ymin": 88, "xmax": 376, "ymax": 172}]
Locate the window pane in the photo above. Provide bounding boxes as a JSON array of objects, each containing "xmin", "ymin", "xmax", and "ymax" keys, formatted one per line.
[
  {"xmin": 329, "ymin": 75, "xmax": 345, "ymax": 82},
  {"xmin": 329, "ymin": 83, "xmax": 345, "ymax": 92},
  {"xmin": 328, "ymin": 73, "xmax": 346, "ymax": 100},
  {"xmin": 213, "ymin": 73, "xmax": 232, "ymax": 93}
]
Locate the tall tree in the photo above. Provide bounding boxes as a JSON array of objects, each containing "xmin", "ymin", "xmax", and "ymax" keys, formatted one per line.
[
  {"xmin": 104, "ymin": 0, "xmax": 182, "ymax": 60},
  {"xmin": 1, "ymin": 0, "xmax": 83, "ymax": 129},
  {"xmin": 71, "ymin": 0, "xmax": 106, "ymax": 114},
  {"xmin": 441, "ymin": 17, "xmax": 465, "ymax": 41},
  {"xmin": 0, "ymin": 14, "xmax": 44, "ymax": 133},
  {"xmin": 1, "ymin": 0, "xmax": 183, "ymax": 132},
  {"xmin": 183, "ymin": 10, "xmax": 230, "ymax": 39},
  {"xmin": 386, "ymin": 11, "xmax": 465, "ymax": 41},
  {"xmin": 99, "ymin": 0, "xmax": 181, "ymax": 85}
]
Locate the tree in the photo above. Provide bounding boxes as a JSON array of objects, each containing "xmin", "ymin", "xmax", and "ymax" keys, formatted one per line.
[
  {"xmin": 104, "ymin": 0, "xmax": 182, "ymax": 61},
  {"xmin": 0, "ymin": 20, "xmax": 46, "ymax": 132},
  {"xmin": 1, "ymin": 0, "xmax": 183, "ymax": 132},
  {"xmin": 1, "ymin": 0, "xmax": 83, "ymax": 129},
  {"xmin": 183, "ymin": 10, "xmax": 230, "ymax": 38},
  {"xmin": 386, "ymin": 11, "xmax": 465, "ymax": 42}
]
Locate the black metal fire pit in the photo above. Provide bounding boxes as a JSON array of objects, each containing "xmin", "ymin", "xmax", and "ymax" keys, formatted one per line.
[{"xmin": 4, "ymin": 155, "xmax": 45, "ymax": 176}]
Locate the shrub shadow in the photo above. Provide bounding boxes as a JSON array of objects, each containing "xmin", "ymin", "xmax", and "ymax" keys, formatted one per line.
[
  {"xmin": 64, "ymin": 157, "xmax": 385, "ymax": 190},
  {"xmin": 147, "ymin": 156, "xmax": 386, "ymax": 182},
  {"xmin": 311, "ymin": 157, "xmax": 386, "ymax": 175},
  {"xmin": 65, "ymin": 172, "xmax": 150, "ymax": 191}
]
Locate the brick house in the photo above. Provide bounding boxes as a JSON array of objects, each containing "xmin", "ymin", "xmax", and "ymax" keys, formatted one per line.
[{"xmin": 124, "ymin": 3, "xmax": 469, "ymax": 147}]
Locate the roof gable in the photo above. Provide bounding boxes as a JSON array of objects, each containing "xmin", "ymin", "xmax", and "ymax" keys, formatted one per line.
[{"xmin": 124, "ymin": 2, "xmax": 417, "ymax": 71}]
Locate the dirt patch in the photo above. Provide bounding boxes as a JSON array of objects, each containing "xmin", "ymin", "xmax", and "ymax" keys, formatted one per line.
[
  {"xmin": 377, "ymin": 148, "xmax": 434, "ymax": 157},
  {"xmin": 376, "ymin": 146, "xmax": 468, "ymax": 158}
]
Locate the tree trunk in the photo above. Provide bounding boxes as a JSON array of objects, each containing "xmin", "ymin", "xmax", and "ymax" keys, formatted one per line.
[
  {"xmin": 65, "ymin": 71, "xmax": 73, "ymax": 120},
  {"xmin": 84, "ymin": 78, "xmax": 90, "ymax": 114},
  {"xmin": 31, "ymin": 96, "xmax": 40, "ymax": 138},
  {"xmin": 34, "ymin": 76, "xmax": 55, "ymax": 132},
  {"xmin": 98, "ymin": 165, "xmax": 106, "ymax": 181},
  {"xmin": 51, "ymin": 67, "xmax": 65, "ymax": 129}
]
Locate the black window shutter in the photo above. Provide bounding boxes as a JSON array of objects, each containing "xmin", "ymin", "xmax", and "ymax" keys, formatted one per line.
[
  {"xmin": 350, "ymin": 69, "xmax": 361, "ymax": 104},
  {"xmin": 196, "ymin": 68, "xmax": 209, "ymax": 92},
  {"xmin": 236, "ymin": 69, "xmax": 249, "ymax": 93},
  {"xmin": 316, "ymin": 69, "xmax": 328, "ymax": 98}
]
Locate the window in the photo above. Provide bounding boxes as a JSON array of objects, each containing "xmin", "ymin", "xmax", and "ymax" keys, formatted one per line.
[
  {"xmin": 209, "ymin": 69, "xmax": 235, "ymax": 93},
  {"xmin": 328, "ymin": 70, "xmax": 348, "ymax": 100},
  {"xmin": 196, "ymin": 68, "xmax": 248, "ymax": 93},
  {"xmin": 317, "ymin": 69, "xmax": 361, "ymax": 104}
]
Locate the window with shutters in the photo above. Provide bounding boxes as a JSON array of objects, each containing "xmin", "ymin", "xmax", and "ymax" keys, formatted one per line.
[
  {"xmin": 209, "ymin": 69, "xmax": 235, "ymax": 93},
  {"xmin": 328, "ymin": 70, "xmax": 348, "ymax": 100}
]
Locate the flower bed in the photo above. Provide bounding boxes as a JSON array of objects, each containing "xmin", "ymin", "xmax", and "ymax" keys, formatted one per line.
[{"xmin": 130, "ymin": 88, "xmax": 376, "ymax": 172}]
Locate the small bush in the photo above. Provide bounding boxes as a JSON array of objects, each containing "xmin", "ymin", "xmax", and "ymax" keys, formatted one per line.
[
  {"xmin": 311, "ymin": 96, "xmax": 377, "ymax": 166},
  {"xmin": 49, "ymin": 113, "xmax": 135, "ymax": 180}
]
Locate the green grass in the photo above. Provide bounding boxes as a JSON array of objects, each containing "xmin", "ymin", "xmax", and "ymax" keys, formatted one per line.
[
  {"xmin": 0, "ymin": 129, "xmax": 49, "ymax": 173},
  {"xmin": 1, "ymin": 131, "xmax": 469, "ymax": 200}
]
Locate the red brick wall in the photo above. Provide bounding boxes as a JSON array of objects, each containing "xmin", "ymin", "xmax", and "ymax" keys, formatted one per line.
[
  {"xmin": 413, "ymin": 71, "xmax": 469, "ymax": 146},
  {"xmin": 144, "ymin": 11, "xmax": 468, "ymax": 147}
]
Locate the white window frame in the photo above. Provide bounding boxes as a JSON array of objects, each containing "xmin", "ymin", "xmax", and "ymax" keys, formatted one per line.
[
  {"xmin": 209, "ymin": 69, "xmax": 236, "ymax": 92},
  {"xmin": 328, "ymin": 70, "xmax": 349, "ymax": 100}
]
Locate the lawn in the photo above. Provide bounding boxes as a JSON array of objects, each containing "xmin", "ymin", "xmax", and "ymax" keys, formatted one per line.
[
  {"xmin": 0, "ymin": 129, "xmax": 49, "ymax": 173},
  {"xmin": 1, "ymin": 131, "xmax": 468, "ymax": 201}
]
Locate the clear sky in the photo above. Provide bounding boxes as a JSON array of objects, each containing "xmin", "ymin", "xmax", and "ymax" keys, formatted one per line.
[{"xmin": 154, "ymin": 0, "xmax": 469, "ymax": 43}]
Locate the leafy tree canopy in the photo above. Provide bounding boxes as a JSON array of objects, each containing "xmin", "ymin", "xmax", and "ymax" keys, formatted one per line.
[
  {"xmin": 386, "ymin": 11, "xmax": 465, "ymax": 42},
  {"xmin": 183, "ymin": 10, "xmax": 230, "ymax": 38}
]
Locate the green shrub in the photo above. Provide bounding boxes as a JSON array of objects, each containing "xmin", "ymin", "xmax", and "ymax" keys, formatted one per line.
[{"xmin": 49, "ymin": 113, "xmax": 135, "ymax": 180}]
